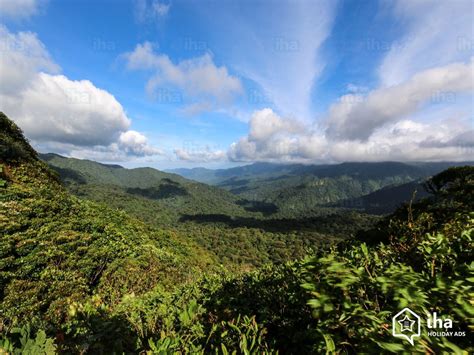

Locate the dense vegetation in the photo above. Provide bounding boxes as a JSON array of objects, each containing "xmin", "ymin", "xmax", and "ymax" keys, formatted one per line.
[
  {"xmin": 42, "ymin": 153, "xmax": 378, "ymax": 269},
  {"xmin": 1, "ymin": 112, "xmax": 472, "ymax": 353},
  {"xmin": 171, "ymin": 161, "xmax": 469, "ymax": 216}
]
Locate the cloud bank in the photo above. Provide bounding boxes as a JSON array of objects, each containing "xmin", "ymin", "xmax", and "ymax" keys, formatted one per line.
[
  {"xmin": 228, "ymin": 106, "xmax": 473, "ymax": 163},
  {"xmin": 0, "ymin": 26, "xmax": 160, "ymax": 161},
  {"xmin": 326, "ymin": 59, "xmax": 474, "ymax": 141},
  {"xmin": 174, "ymin": 147, "xmax": 226, "ymax": 163}
]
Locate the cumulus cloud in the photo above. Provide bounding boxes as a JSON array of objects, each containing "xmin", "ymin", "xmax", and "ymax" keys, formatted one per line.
[
  {"xmin": 0, "ymin": 26, "xmax": 160, "ymax": 160},
  {"xmin": 3, "ymin": 73, "xmax": 131, "ymax": 146},
  {"xmin": 123, "ymin": 42, "xmax": 243, "ymax": 112},
  {"xmin": 0, "ymin": 0, "xmax": 43, "ymax": 19},
  {"xmin": 325, "ymin": 59, "xmax": 474, "ymax": 141},
  {"xmin": 118, "ymin": 130, "xmax": 162, "ymax": 156},
  {"xmin": 228, "ymin": 108, "xmax": 327, "ymax": 162},
  {"xmin": 0, "ymin": 25, "xmax": 59, "ymax": 94},
  {"xmin": 329, "ymin": 120, "xmax": 473, "ymax": 162},
  {"xmin": 228, "ymin": 108, "xmax": 473, "ymax": 163},
  {"xmin": 247, "ymin": 108, "xmax": 304, "ymax": 141}
]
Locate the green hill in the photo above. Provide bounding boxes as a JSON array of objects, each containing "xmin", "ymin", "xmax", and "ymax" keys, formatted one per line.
[
  {"xmin": 170, "ymin": 161, "xmax": 471, "ymax": 218},
  {"xmin": 40, "ymin": 153, "xmax": 249, "ymax": 225},
  {"xmin": 331, "ymin": 179, "xmax": 428, "ymax": 214},
  {"xmin": 1, "ymin": 112, "xmax": 472, "ymax": 353},
  {"xmin": 0, "ymin": 112, "xmax": 216, "ymax": 351},
  {"xmin": 39, "ymin": 152, "xmax": 380, "ymax": 269}
]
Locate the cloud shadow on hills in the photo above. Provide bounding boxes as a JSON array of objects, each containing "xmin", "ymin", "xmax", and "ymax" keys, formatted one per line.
[
  {"xmin": 126, "ymin": 182, "xmax": 189, "ymax": 200},
  {"xmin": 236, "ymin": 199, "xmax": 279, "ymax": 216},
  {"xmin": 178, "ymin": 213, "xmax": 367, "ymax": 236}
]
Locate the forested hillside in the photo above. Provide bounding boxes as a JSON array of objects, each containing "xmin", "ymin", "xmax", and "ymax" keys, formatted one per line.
[
  {"xmin": 41, "ymin": 153, "xmax": 248, "ymax": 224},
  {"xmin": 41, "ymin": 152, "xmax": 378, "ymax": 268},
  {"xmin": 1, "ymin": 112, "xmax": 472, "ymax": 353},
  {"xmin": 171, "ymin": 161, "xmax": 470, "ymax": 217}
]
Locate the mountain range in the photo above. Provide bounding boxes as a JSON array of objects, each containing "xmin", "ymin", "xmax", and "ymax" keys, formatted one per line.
[
  {"xmin": 168, "ymin": 161, "xmax": 471, "ymax": 216},
  {"xmin": 1, "ymin": 112, "xmax": 472, "ymax": 353}
]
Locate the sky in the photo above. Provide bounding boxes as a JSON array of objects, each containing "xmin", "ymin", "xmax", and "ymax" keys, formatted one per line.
[{"xmin": 0, "ymin": 0, "xmax": 473, "ymax": 169}]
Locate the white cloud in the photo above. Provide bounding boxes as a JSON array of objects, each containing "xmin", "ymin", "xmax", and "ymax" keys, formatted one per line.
[
  {"xmin": 3, "ymin": 73, "xmax": 131, "ymax": 146},
  {"xmin": 222, "ymin": 0, "xmax": 473, "ymax": 164},
  {"xmin": 379, "ymin": 0, "xmax": 473, "ymax": 86},
  {"xmin": 247, "ymin": 108, "xmax": 304, "ymax": 141},
  {"xmin": 329, "ymin": 119, "xmax": 473, "ymax": 162},
  {"xmin": 119, "ymin": 130, "xmax": 162, "ymax": 156},
  {"xmin": 124, "ymin": 42, "xmax": 243, "ymax": 112},
  {"xmin": 134, "ymin": 0, "xmax": 170, "ymax": 23},
  {"xmin": 0, "ymin": 25, "xmax": 59, "ymax": 94},
  {"xmin": 325, "ymin": 59, "xmax": 474, "ymax": 141},
  {"xmin": 228, "ymin": 108, "xmax": 327, "ymax": 162},
  {"xmin": 0, "ymin": 26, "xmax": 160, "ymax": 159},
  {"xmin": 174, "ymin": 147, "xmax": 226, "ymax": 162},
  {"xmin": 228, "ymin": 108, "xmax": 473, "ymax": 163},
  {"xmin": 0, "ymin": 0, "xmax": 42, "ymax": 19}
]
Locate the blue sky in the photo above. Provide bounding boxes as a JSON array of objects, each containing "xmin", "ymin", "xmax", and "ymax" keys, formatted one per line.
[{"xmin": 1, "ymin": 0, "xmax": 473, "ymax": 168}]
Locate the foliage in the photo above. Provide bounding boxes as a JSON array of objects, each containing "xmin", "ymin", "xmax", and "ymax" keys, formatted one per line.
[
  {"xmin": 171, "ymin": 161, "xmax": 462, "ymax": 216},
  {"xmin": 0, "ymin": 113, "xmax": 38, "ymax": 164},
  {"xmin": 0, "ymin": 113, "xmax": 472, "ymax": 353},
  {"xmin": 41, "ymin": 152, "xmax": 378, "ymax": 269},
  {"xmin": 0, "ymin": 325, "xmax": 56, "ymax": 355},
  {"xmin": 0, "ymin": 164, "xmax": 6, "ymax": 188}
]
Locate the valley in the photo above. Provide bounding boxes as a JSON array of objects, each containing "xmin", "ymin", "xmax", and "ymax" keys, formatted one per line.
[
  {"xmin": 1, "ymin": 0, "xmax": 472, "ymax": 352},
  {"xmin": 1, "ymin": 112, "xmax": 472, "ymax": 353}
]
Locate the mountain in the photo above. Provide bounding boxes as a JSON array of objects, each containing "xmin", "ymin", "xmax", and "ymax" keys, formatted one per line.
[
  {"xmin": 170, "ymin": 161, "xmax": 472, "ymax": 217},
  {"xmin": 167, "ymin": 166, "xmax": 221, "ymax": 184},
  {"xmin": 0, "ymin": 112, "xmax": 215, "ymax": 351},
  {"xmin": 167, "ymin": 162, "xmax": 298, "ymax": 184},
  {"xmin": 1, "ymin": 112, "xmax": 472, "ymax": 353},
  {"xmin": 42, "ymin": 152, "xmax": 194, "ymax": 187},
  {"xmin": 333, "ymin": 179, "xmax": 429, "ymax": 214},
  {"xmin": 40, "ymin": 153, "xmax": 379, "ymax": 268},
  {"xmin": 170, "ymin": 161, "xmax": 472, "ymax": 184},
  {"xmin": 40, "ymin": 153, "xmax": 248, "ymax": 225}
]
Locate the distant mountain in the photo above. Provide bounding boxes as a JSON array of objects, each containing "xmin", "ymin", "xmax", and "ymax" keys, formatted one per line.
[
  {"xmin": 169, "ymin": 161, "xmax": 472, "ymax": 216},
  {"xmin": 333, "ymin": 179, "xmax": 429, "ymax": 214},
  {"xmin": 167, "ymin": 162, "xmax": 295, "ymax": 184},
  {"xmin": 170, "ymin": 161, "xmax": 471, "ymax": 183},
  {"xmin": 40, "ymin": 153, "xmax": 248, "ymax": 224},
  {"xmin": 167, "ymin": 167, "xmax": 220, "ymax": 184}
]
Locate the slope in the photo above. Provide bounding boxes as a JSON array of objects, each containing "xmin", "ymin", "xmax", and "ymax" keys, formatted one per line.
[
  {"xmin": 41, "ymin": 153, "xmax": 249, "ymax": 225},
  {"xmin": 40, "ymin": 154, "xmax": 378, "ymax": 268},
  {"xmin": 170, "ymin": 161, "xmax": 471, "ymax": 217},
  {"xmin": 0, "ymin": 112, "xmax": 215, "ymax": 343},
  {"xmin": 1, "ymin": 112, "xmax": 471, "ymax": 353}
]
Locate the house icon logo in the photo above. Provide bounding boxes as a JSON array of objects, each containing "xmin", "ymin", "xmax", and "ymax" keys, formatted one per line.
[{"xmin": 392, "ymin": 307, "xmax": 421, "ymax": 345}]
